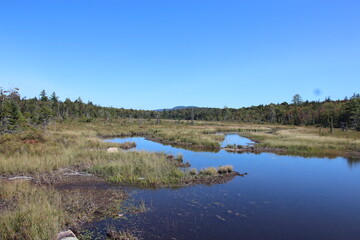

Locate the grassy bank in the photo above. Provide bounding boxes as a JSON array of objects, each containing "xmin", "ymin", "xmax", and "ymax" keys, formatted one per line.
[
  {"xmin": 235, "ymin": 126, "xmax": 360, "ymax": 158},
  {"xmin": 1, "ymin": 119, "xmax": 359, "ymax": 176},
  {"xmin": 91, "ymin": 119, "xmax": 360, "ymax": 158}
]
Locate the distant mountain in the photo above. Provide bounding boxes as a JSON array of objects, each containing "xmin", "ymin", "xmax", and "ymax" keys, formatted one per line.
[{"xmin": 155, "ymin": 106, "xmax": 198, "ymax": 111}]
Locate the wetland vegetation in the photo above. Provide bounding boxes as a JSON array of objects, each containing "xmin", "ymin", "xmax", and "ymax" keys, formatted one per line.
[{"xmin": 1, "ymin": 89, "xmax": 360, "ymax": 239}]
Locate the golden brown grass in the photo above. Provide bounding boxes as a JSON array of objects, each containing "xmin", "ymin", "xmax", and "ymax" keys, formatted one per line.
[
  {"xmin": 239, "ymin": 126, "xmax": 360, "ymax": 157},
  {"xmin": 0, "ymin": 181, "xmax": 65, "ymax": 240},
  {"xmin": 90, "ymin": 151, "xmax": 186, "ymax": 186},
  {"xmin": 1, "ymin": 119, "xmax": 358, "ymax": 176},
  {"xmin": 200, "ymin": 167, "xmax": 218, "ymax": 175},
  {"xmin": 218, "ymin": 165, "xmax": 234, "ymax": 174}
]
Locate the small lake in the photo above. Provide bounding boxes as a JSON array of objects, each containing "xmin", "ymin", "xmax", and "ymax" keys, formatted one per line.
[{"xmin": 90, "ymin": 134, "xmax": 360, "ymax": 240}]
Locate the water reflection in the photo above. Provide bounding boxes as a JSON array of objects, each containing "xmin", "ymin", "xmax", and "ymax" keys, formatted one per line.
[{"xmin": 219, "ymin": 133, "xmax": 255, "ymax": 147}]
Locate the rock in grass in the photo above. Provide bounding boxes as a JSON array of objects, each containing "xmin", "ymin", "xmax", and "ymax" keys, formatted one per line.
[
  {"xmin": 8, "ymin": 176, "xmax": 33, "ymax": 181},
  {"xmin": 107, "ymin": 147, "xmax": 119, "ymax": 153},
  {"xmin": 56, "ymin": 230, "xmax": 78, "ymax": 240}
]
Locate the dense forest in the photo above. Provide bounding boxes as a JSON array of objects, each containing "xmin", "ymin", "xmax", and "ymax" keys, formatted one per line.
[
  {"xmin": 162, "ymin": 94, "xmax": 360, "ymax": 131},
  {"xmin": 1, "ymin": 88, "xmax": 360, "ymax": 134}
]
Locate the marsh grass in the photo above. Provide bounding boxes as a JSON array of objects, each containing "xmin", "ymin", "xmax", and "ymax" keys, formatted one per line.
[
  {"xmin": 1, "ymin": 119, "xmax": 356, "ymax": 239},
  {"xmin": 153, "ymin": 128, "xmax": 223, "ymax": 149},
  {"xmin": 58, "ymin": 119, "xmax": 225, "ymax": 150},
  {"xmin": 239, "ymin": 126, "xmax": 360, "ymax": 157},
  {"xmin": 90, "ymin": 151, "xmax": 185, "ymax": 186},
  {"xmin": 218, "ymin": 165, "xmax": 234, "ymax": 174},
  {"xmin": 1, "ymin": 119, "xmax": 357, "ymax": 177},
  {"xmin": 175, "ymin": 153, "xmax": 183, "ymax": 162},
  {"xmin": 0, "ymin": 180, "xmax": 128, "ymax": 239},
  {"xmin": 0, "ymin": 181, "xmax": 65, "ymax": 240},
  {"xmin": 200, "ymin": 167, "xmax": 218, "ymax": 176},
  {"xmin": 198, "ymin": 166, "xmax": 234, "ymax": 176},
  {"xmin": 106, "ymin": 226, "xmax": 139, "ymax": 240},
  {"xmin": 189, "ymin": 168, "xmax": 198, "ymax": 175}
]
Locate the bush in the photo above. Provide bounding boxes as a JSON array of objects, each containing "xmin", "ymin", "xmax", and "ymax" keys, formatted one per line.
[
  {"xmin": 175, "ymin": 154, "xmax": 183, "ymax": 162},
  {"xmin": 189, "ymin": 168, "xmax": 197, "ymax": 175},
  {"xmin": 226, "ymin": 144, "xmax": 237, "ymax": 149},
  {"xmin": 200, "ymin": 167, "xmax": 218, "ymax": 176},
  {"xmin": 218, "ymin": 165, "xmax": 234, "ymax": 174}
]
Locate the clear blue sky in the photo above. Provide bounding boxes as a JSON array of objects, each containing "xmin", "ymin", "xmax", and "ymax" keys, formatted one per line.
[{"xmin": 0, "ymin": 0, "xmax": 359, "ymax": 110}]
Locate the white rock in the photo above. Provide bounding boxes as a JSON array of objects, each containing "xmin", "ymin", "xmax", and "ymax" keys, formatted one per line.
[
  {"xmin": 107, "ymin": 147, "xmax": 119, "ymax": 153},
  {"xmin": 63, "ymin": 172, "xmax": 92, "ymax": 176},
  {"xmin": 56, "ymin": 230, "xmax": 78, "ymax": 240},
  {"xmin": 8, "ymin": 176, "xmax": 33, "ymax": 181}
]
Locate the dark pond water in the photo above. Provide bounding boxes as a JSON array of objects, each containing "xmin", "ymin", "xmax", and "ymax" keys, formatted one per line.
[{"xmin": 90, "ymin": 134, "xmax": 360, "ymax": 240}]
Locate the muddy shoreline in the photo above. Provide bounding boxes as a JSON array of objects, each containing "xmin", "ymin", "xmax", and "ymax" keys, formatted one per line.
[
  {"xmin": 181, "ymin": 171, "xmax": 246, "ymax": 186},
  {"xmin": 222, "ymin": 146, "xmax": 287, "ymax": 154},
  {"xmin": 0, "ymin": 165, "xmax": 244, "ymax": 237}
]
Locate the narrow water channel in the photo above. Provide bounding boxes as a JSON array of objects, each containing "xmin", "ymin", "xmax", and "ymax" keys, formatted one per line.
[{"xmin": 88, "ymin": 134, "xmax": 360, "ymax": 240}]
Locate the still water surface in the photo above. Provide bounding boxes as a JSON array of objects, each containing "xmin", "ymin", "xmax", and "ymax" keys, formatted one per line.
[{"xmin": 91, "ymin": 134, "xmax": 360, "ymax": 239}]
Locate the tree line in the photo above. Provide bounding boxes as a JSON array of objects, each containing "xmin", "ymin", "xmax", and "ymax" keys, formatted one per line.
[
  {"xmin": 1, "ymin": 87, "xmax": 360, "ymax": 134},
  {"xmin": 161, "ymin": 94, "xmax": 360, "ymax": 131},
  {"xmin": 0, "ymin": 88, "xmax": 155, "ymax": 133}
]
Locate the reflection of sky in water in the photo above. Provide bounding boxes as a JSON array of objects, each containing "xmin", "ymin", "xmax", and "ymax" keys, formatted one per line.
[
  {"xmin": 220, "ymin": 133, "xmax": 255, "ymax": 147},
  {"xmin": 95, "ymin": 135, "xmax": 360, "ymax": 240}
]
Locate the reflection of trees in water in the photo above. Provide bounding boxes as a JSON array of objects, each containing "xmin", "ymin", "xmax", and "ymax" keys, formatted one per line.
[{"xmin": 346, "ymin": 158, "xmax": 360, "ymax": 167}]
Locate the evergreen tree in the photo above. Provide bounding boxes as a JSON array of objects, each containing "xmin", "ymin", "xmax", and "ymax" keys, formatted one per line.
[{"xmin": 40, "ymin": 90, "xmax": 48, "ymax": 101}]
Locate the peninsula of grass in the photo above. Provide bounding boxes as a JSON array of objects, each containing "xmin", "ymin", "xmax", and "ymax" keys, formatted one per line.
[{"xmin": 90, "ymin": 151, "xmax": 186, "ymax": 186}]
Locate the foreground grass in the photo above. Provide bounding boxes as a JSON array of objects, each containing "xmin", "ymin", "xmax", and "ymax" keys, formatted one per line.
[
  {"xmin": 0, "ymin": 120, "xmax": 230, "ymax": 239},
  {"xmin": 0, "ymin": 180, "xmax": 129, "ymax": 240},
  {"xmin": 0, "ymin": 181, "xmax": 65, "ymax": 240}
]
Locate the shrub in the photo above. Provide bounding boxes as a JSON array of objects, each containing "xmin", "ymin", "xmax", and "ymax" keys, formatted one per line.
[
  {"xmin": 175, "ymin": 154, "xmax": 183, "ymax": 162},
  {"xmin": 189, "ymin": 168, "xmax": 197, "ymax": 175},
  {"xmin": 200, "ymin": 167, "xmax": 218, "ymax": 176},
  {"xmin": 119, "ymin": 142, "xmax": 136, "ymax": 150},
  {"xmin": 218, "ymin": 165, "xmax": 234, "ymax": 174},
  {"xmin": 226, "ymin": 144, "xmax": 237, "ymax": 149}
]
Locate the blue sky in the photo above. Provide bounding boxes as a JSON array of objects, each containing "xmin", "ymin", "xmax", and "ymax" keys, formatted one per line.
[{"xmin": 0, "ymin": 0, "xmax": 359, "ymax": 110}]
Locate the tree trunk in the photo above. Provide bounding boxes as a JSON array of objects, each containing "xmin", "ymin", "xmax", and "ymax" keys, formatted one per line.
[{"xmin": 330, "ymin": 117, "xmax": 334, "ymax": 133}]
